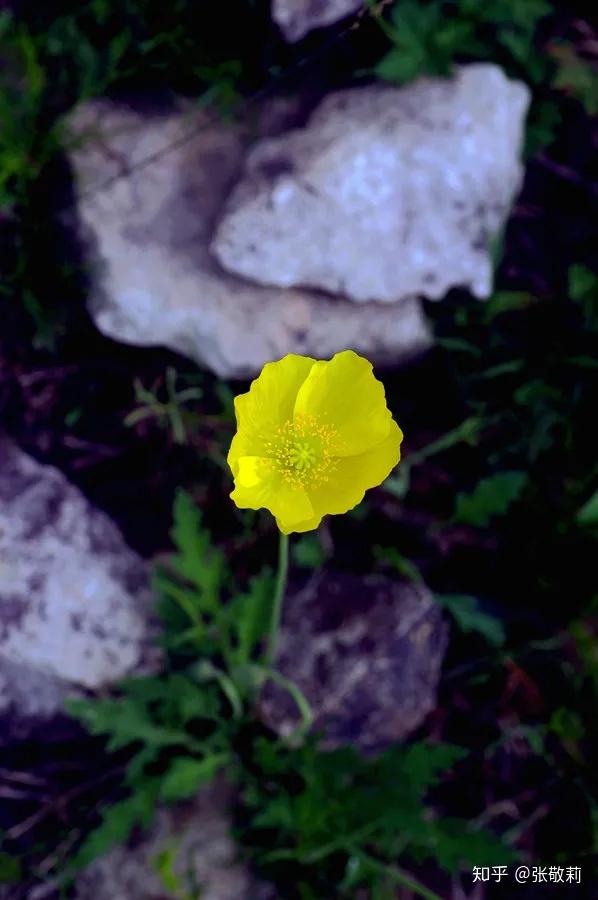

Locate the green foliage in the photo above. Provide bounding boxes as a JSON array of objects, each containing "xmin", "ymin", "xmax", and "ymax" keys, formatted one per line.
[
  {"xmin": 374, "ymin": 545, "xmax": 423, "ymax": 585},
  {"xmin": 65, "ymin": 491, "xmax": 512, "ymax": 897},
  {"xmin": 0, "ymin": 14, "xmax": 54, "ymax": 211},
  {"xmin": 241, "ymin": 736, "xmax": 514, "ymax": 895},
  {"xmin": 124, "ymin": 368, "xmax": 204, "ymax": 446},
  {"xmin": 384, "ymin": 416, "xmax": 481, "ymax": 500},
  {"xmin": 152, "ymin": 843, "xmax": 197, "ymax": 900},
  {"xmin": 549, "ymin": 42, "xmax": 598, "ymax": 115},
  {"xmin": 292, "ymin": 534, "xmax": 327, "ymax": 569},
  {"xmin": 576, "ymin": 490, "xmax": 598, "ymax": 528},
  {"xmin": 453, "ymin": 472, "xmax": 526, "ymax": 527},
  {"xmin": 374, "ymin": 0, "xmax": 597, "ymax": 155},
  {"xmin": 0, "ymin": 851, "xmax": 21, "ymax": 884},
  {"xmin": 159, "ymin": 755, "xmax": 229, "ymax": 803},
  {"xmin": 569, "ymin": 264, "xmax": 598, "ymax": 331},
  {"xmin": 435, "ymin": 595, "xmax": 506, "ymax": 647},
  {"xmin": 548, "ymin": 707, "xmax": 585, "ymax": 743},
  {"xmin": 373, "ymin": 0, "xmax": 551, "ymax": 87},
  {"xmin": 373, "ymin": 0, "xmax": 475, "ymax": 83},
  {"xmin": 72, "ymin": 786, "xmax": 159, "ymax": 869}
]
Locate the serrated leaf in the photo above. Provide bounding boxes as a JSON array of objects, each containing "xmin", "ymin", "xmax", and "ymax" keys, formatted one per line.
[
  {"xmin": 398, "ymin": 742, "xmax": 466, "ymax": 797},
  {"xmin": 159, "ymin": 754, "xmax": 228, "ymax": 803},
  {"xmin": 550, "ymin": 42, "xmax": 598, "ymax": 115},
  {"xmin": 70, "ymin": 787, "xmax": 158, "ymax": 870},
  {"xmin": 66, "ymin": 696, "xmax": 193, "ymax": 751},
  {"xmin": 227, "ymin": 569, "xmax": 274, "ymax": 665},
  {"xmin": 436, "ymin": 594, "xmax": 506, "ymax": 646},
  {"xmin": 454, "ymin": 472, "xmax": 526, "ymax": 527},
  {"xmin": 426, "ymin": 818, "xmax": 517, "ymax": 871},
  {"xmin": 169, "ymin": 489, "xmax": 225, "ymax": 614}
]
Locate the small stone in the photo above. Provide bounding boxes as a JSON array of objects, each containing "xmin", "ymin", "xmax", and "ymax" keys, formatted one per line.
[
  {"xmin": 272, "ymin": 0, "xmax": 362, "ymax": 42},
  {"xmin": 0, "ymin": 437, "xmax": 157, "ymax": 742},
  {"xmin": 213, "ymin": 65, "xmax": 530, "ymax": 304},
  {"xmin": 259, "ymin": 571, "xmax": 448, "ymax": 752},
  {"xmin": 66, "ymin": 98, "xmax": 431, "ymax": 380}
]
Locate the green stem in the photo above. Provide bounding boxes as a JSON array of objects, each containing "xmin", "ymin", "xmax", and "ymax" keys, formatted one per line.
[
  {"xmin": 267, "ymin": 531, "xmax": 289, "ymax": 667},
  {"xmin": 356, "ymin": 852, "xmax": 443, "ymax": 900}
]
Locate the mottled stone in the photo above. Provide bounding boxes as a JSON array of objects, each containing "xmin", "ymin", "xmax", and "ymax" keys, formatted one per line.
[
  {"xmin": 259, "ymin": 572, "xmax": 448, "ymax": 752},
  {"xmin": 74, "ymin": 781, "xmax": 270, "ymax": 900},
  {"xmin": 213, "ymin": 65, "xmax": 530, "ymax": 303},
  {"xmin": 66, "ymin": 99, "xmax": 431, "ymax": 380},
  {"xmin": 0, "ymin": 437, "xmax": 157, "ymax": 741},
  {"xmin": 273, "ymin": 0, "xmax": 362, "ymax": 42}
]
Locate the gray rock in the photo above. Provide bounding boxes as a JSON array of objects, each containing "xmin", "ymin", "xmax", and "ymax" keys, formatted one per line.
[
  {"xmin": 259, "ymin": 572, "xmax": 448, "ymax": 752},
  {"xmin": 213, "ymin": 65, "xmax": 530, "ymax": 304},
  {"xmin": 74, "ymin": 781, "xmax": 269, "ymax": 900},
  {"xmin": 66, "ymin": 99, "xmax": 431, "ymax": 380},
  {"xmin": 272, "ymin": 0, "xmax": 362, "ymax": 42},
  {"xmin": 0, "ymin": 437, "xmax": 157, "ymax": 741}
]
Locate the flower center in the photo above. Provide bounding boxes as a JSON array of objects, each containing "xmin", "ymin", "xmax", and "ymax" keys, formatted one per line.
[{"xmin": 264, "ymin": 414, "xmax": 338, "ymax": 490}]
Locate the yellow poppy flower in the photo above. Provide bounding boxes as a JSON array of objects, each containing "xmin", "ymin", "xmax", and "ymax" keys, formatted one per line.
[{"xmin": 228, "ymin": 350, "xmax": 403, "ymax": 535}]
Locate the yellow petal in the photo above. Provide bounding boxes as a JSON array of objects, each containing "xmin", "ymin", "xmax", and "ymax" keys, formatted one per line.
[
  {"xmin": 231, "ymin": 455, "xmax": 315, "ymax": 532},
  {"xmin": 229, "ymin": 355, "xmax": 316, "ymax": 469},
  {"xmin": 308, "ymin": 419, "xmax": 403, "ymax": 519},
  {"xmin": 276, "ymin": 513, "xmax": 322, "ymax": 535},
  {"xmin": 293, "ymin": 350, "xmax": 392, "ymax": 456}
]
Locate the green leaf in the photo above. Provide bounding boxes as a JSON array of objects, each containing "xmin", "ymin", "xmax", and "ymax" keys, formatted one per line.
[
  {"xmin": 426, "ymin": 818, "xmax": 517, "ymax": 871},
  {"xmin": 577, "ymin": 490, "xmax": 598, "ymax": 527},
  {"xmin": 399, "ymin": 743, "xmax": 466, "ymax": 797},
  {"xmin": 165, "ymin": 489, "xmax": 226, "ymax": 619},
  {"xmin": 436, "ymin": 594, "xmax": 506, "ymax": 646},
  {"xmin": 71, "ymin": 787, "xmax": 158, "ymax": 870},
  {"xmin": 230, "ymin": 569, "xmax": 274, "ymax": 664},
  {"xmin": 293, "ymin": 534, "xmax": 326, "ymax": 569},
  {"xmin": 152, "ymin": 845, "xmax": 184, "ymax": 897},
  {"xmin": 549, "ymin": 707, "xmax": 585, "ymax": 742},
  {"xmin": 483, "ymin": 291, "xmax": 536, "ymax": 321},
  {"xmin": 569, "ymin": 264, "xmax": 598, "ymax": 302},
  {"xmin": 374, "ymin": 545, "xmax": 422, "ymax": 584},
  {"xmin": 66, "ymin": 696, "xmax": 194, "ymax": 752},
  {"xmin": 551, "ymin": 42, "xmax": 598, "ymax": 115},
  {"xmin": 375, "ymin": 47, "xmax": 427, "ymax": 84},
  {"xmin": 525, "ymin": 101, "xmax": 561, "ymax": 157},
  {"xmin": 569, "ymin": 264, "xmax": 598, "ymax": 330},
  {"xmin": 0, "ymin": 852, "xmax": 21, "ymax": 884},
  {"xmin": 454, "ymin": 472, "xmax": 526, "ymax": 527},
  {"xmin": 375, "ymin": 0, "xmax": 474, "ymax": 84},
  {"xmin": 159, "ymin": 754, "xmax": 228, "ymax": 803}
]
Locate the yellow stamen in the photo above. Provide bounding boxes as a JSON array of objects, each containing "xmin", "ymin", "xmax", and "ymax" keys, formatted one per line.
[{"xmin": 263, "ymin": 413, "xmax": 338, "ymax": 489}]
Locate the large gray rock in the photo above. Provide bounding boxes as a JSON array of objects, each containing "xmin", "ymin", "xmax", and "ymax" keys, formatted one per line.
[
  {"xmin": 213, "ymin": 65, "xmax": 530, "ymax": 304},
  {"xmin": 273, "ymin": 0, "xmax": 362, "ymax": 42},
  {"xmin": 74, "ymin": 781, "xmax": 271, "ymax": 900},
  {"xmin": 67, "ymin": 99, "xmax": 431, "ymax": 380},
  {"xmin": 259, "ymin": 572, "xmax": 448, "ymax": 752},
  {"xmin": 0, "ymin": 438, "xmax": 157, "ymax": 742}
]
